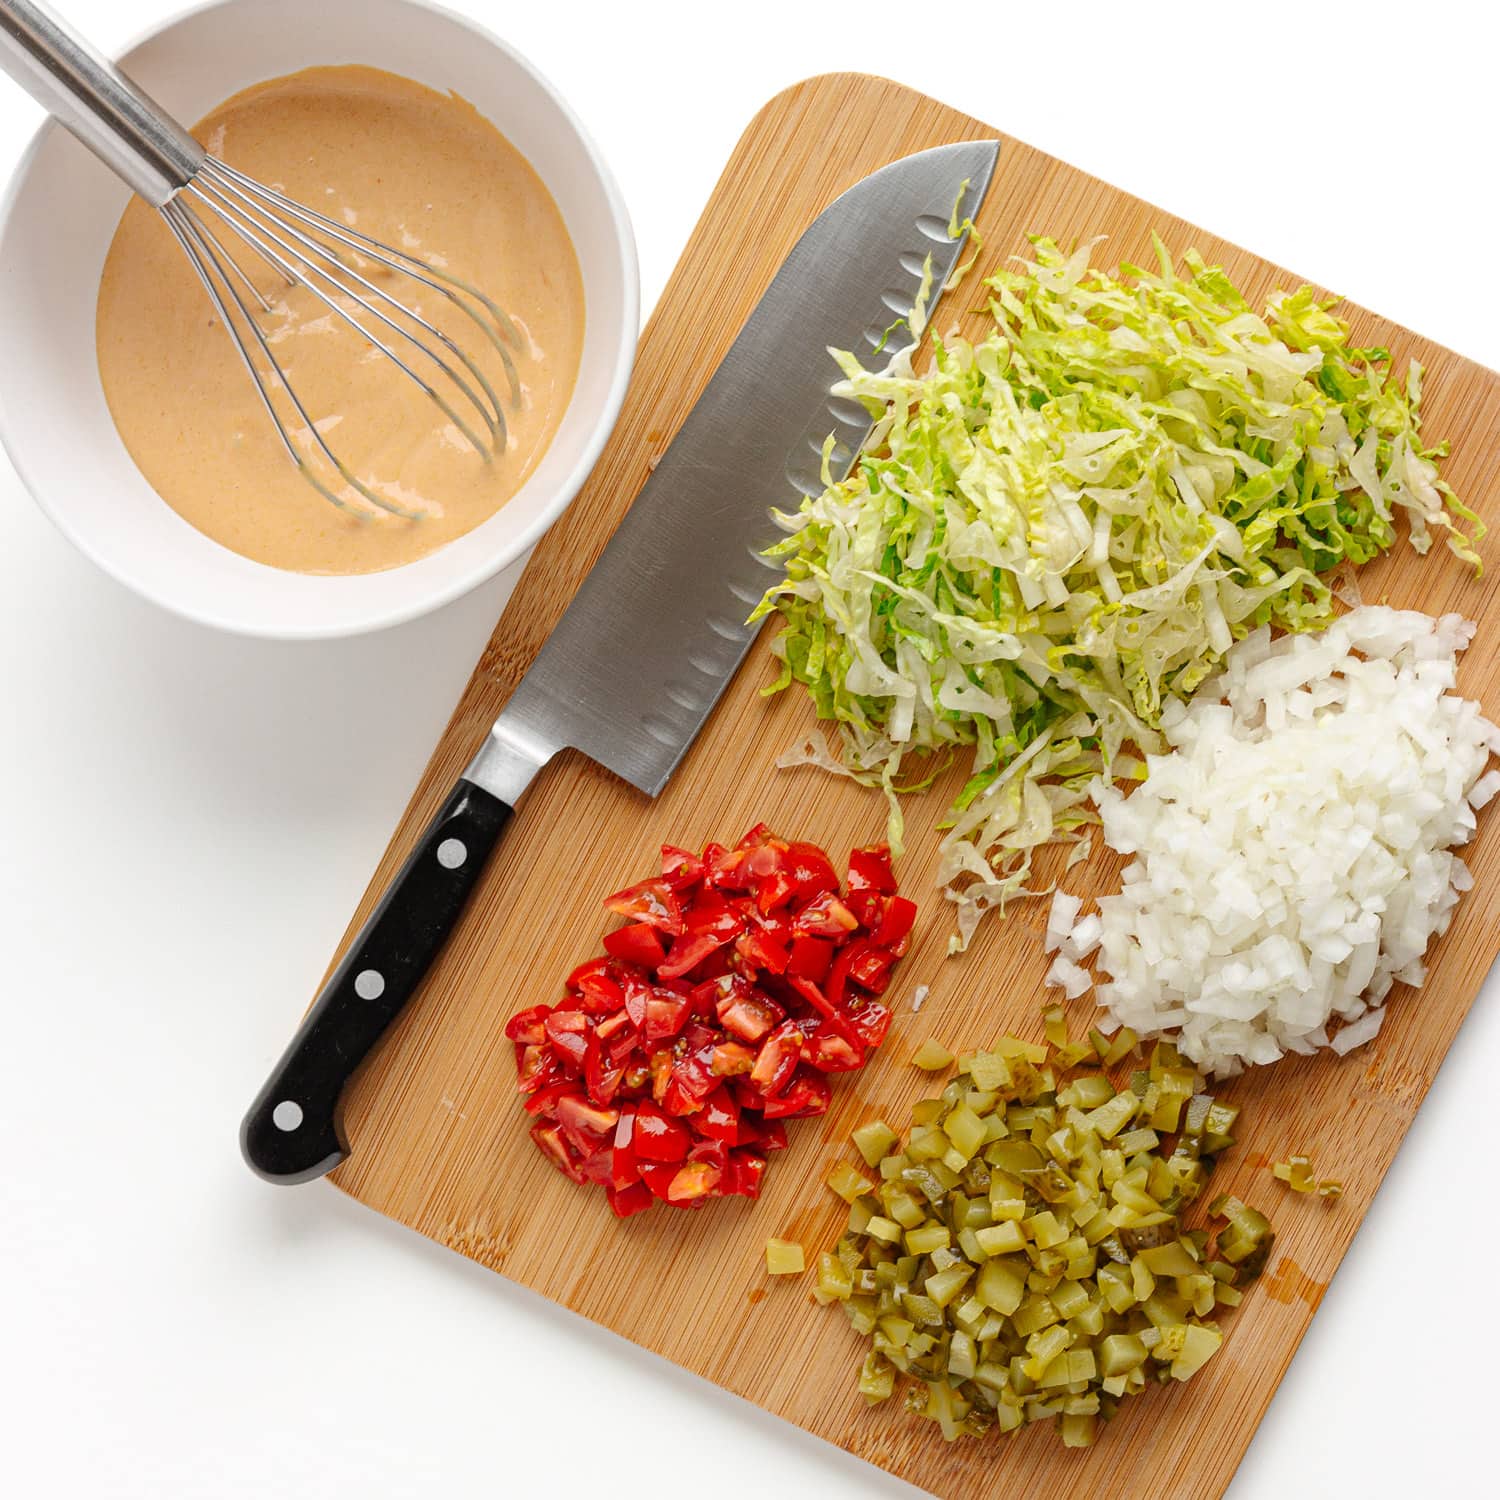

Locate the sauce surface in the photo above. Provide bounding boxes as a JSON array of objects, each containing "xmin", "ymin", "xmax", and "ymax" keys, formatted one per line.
[{"xmin": 95, "ymin": 65, "xmax": 584, "ymax": 575}]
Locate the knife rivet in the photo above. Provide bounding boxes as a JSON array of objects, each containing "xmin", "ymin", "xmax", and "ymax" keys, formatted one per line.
[
  {"xmin": 271, "ymin": 1100, "xmax": 303, "ymax": 1132},
  {"xmin": 436, "ymin": 837, "xmax": 468, "ymax": 870},
  {"xmin": 354, "ymin": 969, "xmax": 386, "ymax": 1001}
]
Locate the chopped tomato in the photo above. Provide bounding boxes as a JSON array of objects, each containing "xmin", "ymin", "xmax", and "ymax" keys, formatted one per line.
[
  {"xmin": 556, "ymin": 1093, "xmax": 617, "ymax": 1142},
  {"xmin": 566, "ymin": 958, "xmax": 625, "ymax": 1014},
  {"xmin": 722, "ymin": 1150, "xmax": 767, "ymax": 1199},
  {"xmin": 583, "ymin": 1034, "xmax": 623, "ymax": 1104},
  {"xmin": 792, "ymin": 891, "xmax": 860, "ymax": 937},
  {"xmin": 667, "ymin": 1046, "xmax": 718, "ymax": 1106},
  {"xmin": 682, "ymin": 891, "xmax": 745, "ymax": 939},
  {"xmin": 786, "ymin": 975, "xmax": 863, "ymax": 1051},
  {"xmin": 750, "ymin": 1021, "xmax": 805, "ymax": 1097},
  {"xmin": 543, "ymin": 1011, "xmax": 588, "ymax": 1067},
  {"xmin": 783, "ymin": 842, "xmax": 841, "ymax": 903},
  {"xmin": 513, "ymin": 824, "xmax": 912, "ymax": 1216},
  {"xmin": 516, "ymin": 1044, "xmax": 558, "ymax": 1093},
  {"xmin": 606, "ymin": 1181, "xmax": 654, "ymax": 1217},
  {"xmin": 530, "ymin": 1121, "xmax": 584, "ymax": 1183},
  {"xmin": 710, "ymin": 1041, "xmax": 755, "ymax": 1076},
  {"xmin": 786, "ymin": 935, "xmax": 834, "ymax": 982},
  {"xmin": 577, "ymin": 1145, "xmax": 615, "ymax": 1186},
  {"xmin": 804, "ymin": 1030, "xmax": 866, "ymax": 1072},
  {"xmin": 633, "ymin": 1101, "xmax": 692, "ymax": 1162},
  {"xmin": 697, "ymin": 1090, "xmax": 741, "ymax": 1143},
  {"xmin": 718, "ymin": 992, "xmax": 784, "ymax": 1044},
  {"xmin": 521, "ymin": 1080, "xmax": 574, "ymax": 1117},
  {"xmin": 667, "ymin": 1160, "xmax": 722, "ymax": 1202},
  {"xmin": 733, "ymin": 926, "xmax": 790, "ymax": 975},
  {"xmin": 642, "ymin": 988, "xmax": 692, "ymax": 1043},
  {"xmin": 638, "ymin": 1159, "xmax": 681, "ymax": 1202},
  {"xmin": 849, "ymin": 1001, "xmax": 893, "ymax": 1052},
  {"xmin": 656, "ymin": 931, "xmax": 730, "ymax": 980},
  {"xmin": 603, "ymin": 878, "xmax": 685, "ymax": 935},
  {"xmin": 610, "ymin": 1113, "xmax": 641, "ymax": 1189},
  {"xmin": 504, "ymin": 1005, "xmax": 550, "ymax": 1046},
  {"xmin": 846, "ymin": 844, "xmax": 897, "ymax": 926},
  {"xmin": 602, "ymin": 922, "xmax": 668, "ymax": 968},
  {"xmin": 843, "ymin": 937, "xmax": 898, "ymax": 994},
  {"xmin": 872, "ymin": 894, "xmax": 919, "ymax": 952},
  {"xmin": 660, "ymin": 844, "xmax": 705, "ymax": 889},
  {"xmin": 648, "ymin": 1049, "xmax": 673, "ymax": 1103},
  {"xmin": 761, "ymin": 1070, "xmax": 831, "ymax": 1120},
  {"xmin": 688, "ymin": 1136, "xmax": 730, "ymax": 1175}
]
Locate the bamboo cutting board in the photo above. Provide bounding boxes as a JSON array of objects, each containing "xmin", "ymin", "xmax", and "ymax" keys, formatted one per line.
[{"xmin": 328, "ymin": 73, "xmax": 1500, "ymax": 1499}]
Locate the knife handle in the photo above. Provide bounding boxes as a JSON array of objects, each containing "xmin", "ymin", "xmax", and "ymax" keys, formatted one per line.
[{"xmin": 240, "ymin": 779, "xmax": 511, "ymax": 1184}]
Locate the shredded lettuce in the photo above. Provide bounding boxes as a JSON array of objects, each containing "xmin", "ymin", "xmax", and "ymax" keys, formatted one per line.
[{"xmin": 752, "ymin": 236, "xmax": 1483, "ymax": 949}]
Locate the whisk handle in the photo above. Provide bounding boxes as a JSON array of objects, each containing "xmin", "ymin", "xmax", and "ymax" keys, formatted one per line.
[
  {"xmin": 0, "ymin": 0, "xmax": 203, "ymax": 204},
  {"xmin": 239, "ymin": 780, "xmax": 514, "ymax": 1184}
]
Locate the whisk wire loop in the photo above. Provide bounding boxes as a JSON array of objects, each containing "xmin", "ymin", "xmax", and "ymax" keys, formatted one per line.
[
  {"xmin": 207, "ymin": 159, "xmax": 523, "ymax": 409},
  {"xmin": 163, "ymin": 198, "xmax": 423, "ymax": 520},
  {"xmin": 190, "ymin": 170, "xmax": 504, "ymax": 444},
  {"xmin": 183, "ymin": 176, "xmax": 494, "ymax": 463}
]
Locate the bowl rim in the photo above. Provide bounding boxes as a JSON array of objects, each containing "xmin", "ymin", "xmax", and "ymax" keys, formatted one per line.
[{"xmin": 0, "ymin": 0, "xmax": 640, "ymax": 640}]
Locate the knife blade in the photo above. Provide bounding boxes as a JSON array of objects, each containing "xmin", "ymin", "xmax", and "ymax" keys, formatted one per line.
[{"xmin": 241, "ymin": 138, "xmax": 1001, "ymax": 1183}]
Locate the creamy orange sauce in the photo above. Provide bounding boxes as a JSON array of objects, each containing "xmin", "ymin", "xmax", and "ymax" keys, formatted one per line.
[{"xmin": 95, "ymin": 66, "xmax": 584, "ymax": 575}]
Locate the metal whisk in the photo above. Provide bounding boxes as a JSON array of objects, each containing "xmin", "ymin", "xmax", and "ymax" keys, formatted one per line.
[{"xmin": 0, "ymin": 0, "xmax": 521, "ymax": 518}]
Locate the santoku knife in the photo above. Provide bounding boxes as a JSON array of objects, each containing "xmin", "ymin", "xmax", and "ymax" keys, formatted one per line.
[{"xmin": 241, "ymin": 137, "xmax": 1001, "ymax": 1183}]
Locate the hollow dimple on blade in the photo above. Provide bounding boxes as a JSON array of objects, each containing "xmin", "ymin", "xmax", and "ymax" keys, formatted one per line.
[{"xmin": 486, "ymin": 139, "xmax": 1000, "ymax": 799}]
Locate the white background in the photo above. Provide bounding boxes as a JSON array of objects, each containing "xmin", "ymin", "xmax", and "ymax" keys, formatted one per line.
[{"xmin": 1, "ymin": 0, "xmax": 1495, "ymax": 1494}]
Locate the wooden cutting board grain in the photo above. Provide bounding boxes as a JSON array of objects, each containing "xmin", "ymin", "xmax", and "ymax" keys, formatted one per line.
[{"xmin": 327, "ymin": 73, "xmax": 1500, "ymax": 1499}]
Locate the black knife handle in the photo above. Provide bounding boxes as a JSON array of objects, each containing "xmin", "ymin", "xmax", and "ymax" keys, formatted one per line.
[{"xmin": 240, "ymin": 778, "xmax": 511, "ymax": 1184}]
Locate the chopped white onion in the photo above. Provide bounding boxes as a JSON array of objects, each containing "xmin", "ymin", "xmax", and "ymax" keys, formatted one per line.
[
  {"xmin": 1045, "ymin": 954, "xmax": 1093, "ymax": 1000},
  {"xmin": 911, "ymin": 983, "xmax": 930, "ymax": 1014},
  {"xmin": 1062, "ymin": 914, "xmax": 1103, "ymax": 963},
  {"xmin": 1045, "ymin": 890, "xmax": 1082, "ymax": 954},
  {"xmin": 1330, "ymin": 1008, "xmax": 1387, "ymax": 1056},
  {"xmin": 1089, "ymin": 607, "xmax": 1497, "ymax": 1075}
]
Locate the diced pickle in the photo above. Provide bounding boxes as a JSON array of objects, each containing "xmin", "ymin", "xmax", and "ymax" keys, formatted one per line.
[
  {"xmin": 886, "ymin": 1190, "xmax": 928, "ymax": 1230},
  {"xmin": 1169, "ymin": 1324, "xmax": 1221, "ymax": 1380},
  {"xmin": 814, "ymin": 1252, "xmax": 853, "ymax": 1304},
  {"xmin": 1060, "ymin": 1412, "xmax": 1096, "ymax": 1448},
  {"xmin": 976, "ymin": 1221, "xmax": 1027, "ymax": 1256},
  {"xmin": 925, "ymin": 1264, "xmax": 974, "ymax": 1308},
  {"xmin": 1200, "ymin": 1105, "xmax": 1238, "ymax": 1155},
  {"xmin": 818, "ymin": 1031, "xmax": 1267, "ymax": 1449},
  {"xmin": 1272, "ymin": 1154, "xmax": 1316, "ymax": 1192},
  {"xmin": 906, "ymin": 1223, "xmax": 952, "ymax": 1257},
  {"xmin": 1102, "ymin": 1029, "xmax": 1139, "ymax": 1068},
  {"xmin": 1138, "ymin": 1241, "xmax": 1200, "ymax": 1278},
  {"xmin": 913, "ymin": 1039, "xmax": 956, "ymax": 1071},
  {"xmin": 766, "ymin": 1238, "xmax": 805, "ymax": 1275},
  {"xmin": 944, "ymin": 1103, "xmax": 987, "ymax": 1160},
  {"xmin": 859, "ymin": 1351, "xmax": 895, "ymax": 1403},
  {"xmin": 852, "ymin": 1120, "xmax": 899, "ymax": 1168},
  {"xmin": 1098, "ymin": 1332, "xmax": 1148, "ymax": 1376},
  {"xmin": 827, "ymin": 1163, "xmax": 875, "ymax": 1203},
  {"xmin": 1042, "ymin": 1004, "xmax": 1070, "ymax": 1049},
  {"xmin": 948, "ymin": 1329, "xmax": 978, "ymax": 1380}
]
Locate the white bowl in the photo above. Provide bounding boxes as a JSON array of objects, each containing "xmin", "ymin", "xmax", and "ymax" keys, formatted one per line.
[{"xmin": 0, "ymin": 0, "xmax": 638, "ymax": 638}]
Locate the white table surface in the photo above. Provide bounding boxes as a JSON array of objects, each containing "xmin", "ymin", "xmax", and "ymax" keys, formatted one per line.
[{"xmin": 3, "ymin": 1, "xmax": 1496, "ymax": 1493}]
